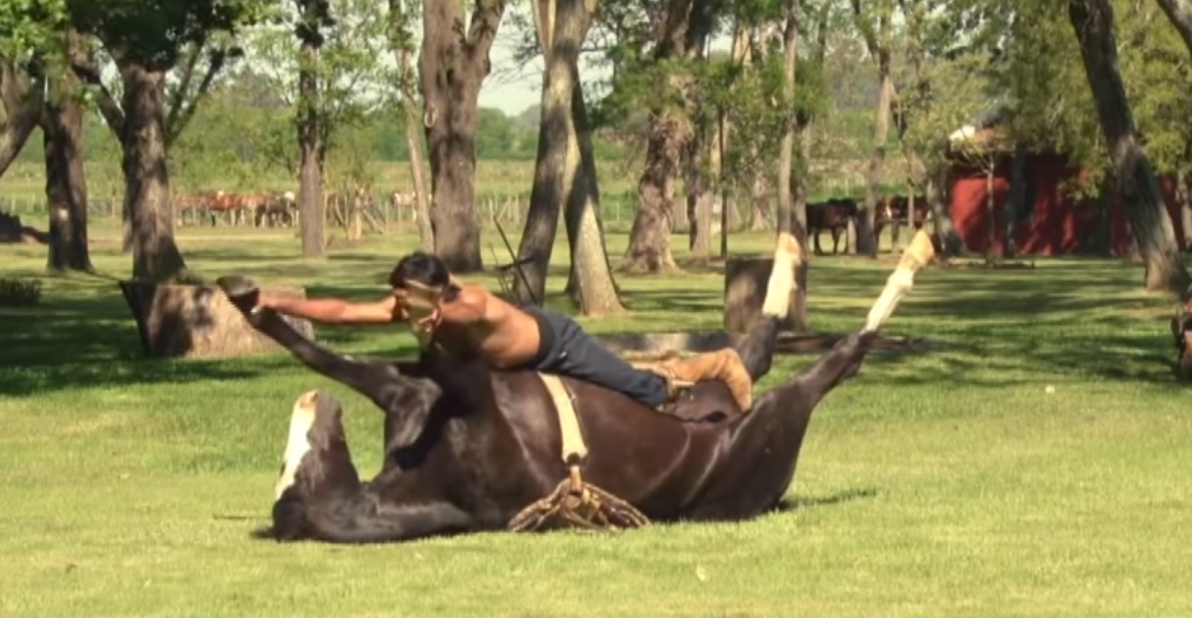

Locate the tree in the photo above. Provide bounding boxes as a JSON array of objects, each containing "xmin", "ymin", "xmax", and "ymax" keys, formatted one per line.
[
  {"xmin": 0, "ymin": 4, "xmax": 93, "ymax": 271},
  {"xmin": 1155, "ymin": 0, "xmax": 1192, "ymax": 58},
  {"xmin": 889, "ymin": 0, "xmax": 965, "ymax": 256},
  {"xmin": 67, "ymin": 0, "xmax": 264, "ymax": 281},
  {"xmin": 512, "ymin": 0, "xmax": 623, "ymax": 314},
  {"xmin": 386, "ymin": 0, "xmax": 432, "ymax": 252},
  {"xmin": 620, "ymin": 0, "xmax": 719, "ymax": 273},
  {"xmin": 850, "ymin": 0, "xmax": 896, "ymax": 258},
  {"xmin": 419, "ymin": 0, "xmax": 506, "ymax": 273},
  {"xmin": 250, "ymin": 0, "xmax": 391, "ymax": 257},
  {"xmin": 1069, "ymin": 0, "xmax": 1191, "ymax": 293},
  {"xmin": 42, "ymin": 29, "xmax": 93, "ymax": 271}
]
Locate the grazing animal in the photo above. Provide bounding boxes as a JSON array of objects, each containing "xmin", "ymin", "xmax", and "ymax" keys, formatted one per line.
[
  {"xmin": 807, "ymin": 199, "xmax": 860, "ymax": 255},
  {"xmin": 217, "ymin": 231, "xmax": 936, "ymax": 544},
  {"xmin": 1171, "ymin": 302, "xmax": 1192, "ymax": 379}
]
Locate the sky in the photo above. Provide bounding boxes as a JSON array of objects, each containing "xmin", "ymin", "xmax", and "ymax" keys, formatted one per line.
[
  {"xmin": 474, "ymin": 9, "xmax": 734, "ymax": 117},
  {"xmin": 476, "ymin": 35, "xmax": 546, "ymax": 116}
]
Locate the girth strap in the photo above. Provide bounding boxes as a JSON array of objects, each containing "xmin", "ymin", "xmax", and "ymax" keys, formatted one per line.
[
  {"xmin": 537, "ymin": 373, "xmax": 588, "ymax": 464},
  {"xmin": 508, "ymin": 373, "xmax": 650, "ymax": 532}
]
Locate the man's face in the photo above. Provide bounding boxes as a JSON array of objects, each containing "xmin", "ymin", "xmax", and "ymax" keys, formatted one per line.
[{"xmin": 394, "ymin": 285, "xmax": 441, "ymax": 333}]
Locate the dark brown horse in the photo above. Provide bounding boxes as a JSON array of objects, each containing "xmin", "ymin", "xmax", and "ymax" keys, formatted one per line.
[
  {"xmin": 217, "ymin": 232, "xmax": 935, "ymax": 544},
  {"xmin": 807, "ymin": 199, "xmax": 859, "ymax": 255}
]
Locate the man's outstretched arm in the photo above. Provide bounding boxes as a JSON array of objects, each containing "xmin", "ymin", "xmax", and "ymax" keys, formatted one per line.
[{"xmin": 259, "ymin": 293, "xmax": 401, "ymax": 325}]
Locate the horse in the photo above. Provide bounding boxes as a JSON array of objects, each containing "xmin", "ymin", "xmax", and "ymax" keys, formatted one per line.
[
  {"xmin": 807, "ymin": 199, "xmax": 859, "ymax": 255},
  {"xmin": 1171, "ymin": 301, "xmax": 1192, "ymax": 379},
  {"xmin": 216, "ymin": 231, "xmax": 936, "ymax": 544}
]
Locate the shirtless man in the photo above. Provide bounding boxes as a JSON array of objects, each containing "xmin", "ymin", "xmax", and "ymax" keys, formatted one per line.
[{"xmin": 252, "ymin": 251, "xmax": 755, "ymax": 413}]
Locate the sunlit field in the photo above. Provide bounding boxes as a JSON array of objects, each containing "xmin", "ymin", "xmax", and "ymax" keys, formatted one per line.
[{"xmin": 1, "ymin": 217, "xmax": 1189, "ymax": 617}]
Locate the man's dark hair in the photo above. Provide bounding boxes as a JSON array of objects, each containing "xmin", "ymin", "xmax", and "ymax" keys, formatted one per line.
[{"xmin": 388, "ymin": 251, "xmax": 461, "ymax": 300}]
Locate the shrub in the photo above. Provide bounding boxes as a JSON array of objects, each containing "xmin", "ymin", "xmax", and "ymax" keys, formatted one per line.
[{"xmin": 0, "ymin": 277, "xmax": 42, "ymax": 306}]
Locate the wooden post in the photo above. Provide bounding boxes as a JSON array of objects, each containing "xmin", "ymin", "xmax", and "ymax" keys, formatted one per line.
[{"xmin": 723, "ymin": 257, "xmax": 806, "ymax": 334}]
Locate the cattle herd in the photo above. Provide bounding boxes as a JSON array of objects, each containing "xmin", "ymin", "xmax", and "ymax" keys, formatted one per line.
[
  {"xmin": 806, "ymin": 193, "xmax": 932, "ymax": 255},
  {"xmin": 170, "ymin": 188, "xmax": 420, "ymax": 229}
]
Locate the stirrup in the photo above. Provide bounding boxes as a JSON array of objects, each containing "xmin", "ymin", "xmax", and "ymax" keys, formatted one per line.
[{"xmin": 633, "ymin": 364, "xmax": 695, "ymax": 396}]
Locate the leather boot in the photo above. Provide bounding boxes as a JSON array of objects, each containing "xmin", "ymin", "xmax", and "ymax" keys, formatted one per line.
[{"xmin": 659, "ymin": 348, "xmax": 754, "ymax": 412}]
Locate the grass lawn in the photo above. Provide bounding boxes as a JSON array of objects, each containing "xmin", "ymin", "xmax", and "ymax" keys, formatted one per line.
[{"xmin": 1, "ymin": 221, "xmax": 1189, "ymax": 617}]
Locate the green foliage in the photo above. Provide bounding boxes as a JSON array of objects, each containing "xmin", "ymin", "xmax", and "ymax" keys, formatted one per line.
[
  {"xmin": 167, "ymin": 80, "xmax": 291, "ymax": 190},
  {"xmin": 65, "ymin": 0, "xmax": 271, "ymax": 70},
  {"xmin": 0, "ymin": 0, "xmax": 66, "ymax": 58},
  {"xmin": 246, "ymin": 0, "xmax": 395, "ymax": 185},
  {"xmin": 1117, "ymin": 0, "xmax": 1192, "ymax": 175}
]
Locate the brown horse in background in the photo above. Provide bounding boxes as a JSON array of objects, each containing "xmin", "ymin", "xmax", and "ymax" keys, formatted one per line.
[{"xmin": 216, "ymin": 232, "xmax": 936, "ymax": 543}]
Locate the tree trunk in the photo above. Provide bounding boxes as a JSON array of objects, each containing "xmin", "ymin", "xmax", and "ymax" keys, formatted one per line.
[
  {"xmin": 1155, "ymin": 0, "xmax": 1192, "ymax": 60},
  {"xmin": 685, "ymin": 130, "xmax": 713, "ymax": 258},
  {"xmin": 0, "ymin": 59, "xmax": 42, "ymax": 178},
  {"xmin": 985, "ymin": 166, "xmax": 996, "ymax": 260},
  {"xmin": 1069, "ymin": 0, "xmax": 1191, "ymax": 294},
  {"xmin": 776, "ymin": 6, "xmax": 798, "ymax": 235},
  {"xmin": 623, "ymin": 109, "xmax": 687, "ymax": 272},
  {"xmin": 859, "ymin": 61, "xmax": 893, "ymax": 257},
  {"xmin": 420, "ymin": 0, "xmax": 504, "ymax": 273},
  {"xmin": 43, "ymin": 55, "xmax": 93, "ymax": 272},
  {"xmin": 400, "ymin": 51, "xmax": 433, "ymax": 252},
  {"xmin": 119, "ymin": 62, "xmax": 190, "ymax": 282},
  {"xmin": 924, "ymin": 164, "xmax": 963, "ymax": 256},
  {"xmin": 297, "ymin": 40, "xmax": 324, "ymax": 258},
  {"xmin": 514, "ymin": 0, "xmax": 578, "ymax": 305},
  {"xmin": 622, "ymin": 0, "xmax": 714, "ymax": 273},
  {"xmin": 567, "ymin": 60, "xmax": 624, "ymax": 315},
  {"xmin": 1005, "ymin": 141, "xmax": 1028, "ymax": 258},
  {"xmin": 1178, "ymin": 169, "xmax": 1192, "ymax": 252},
  {"xmin": 387, "ymin": 0, "xmax": 434, "ymax": 252}
]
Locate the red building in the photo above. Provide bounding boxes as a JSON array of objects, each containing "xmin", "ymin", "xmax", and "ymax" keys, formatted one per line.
[{"xmin": 944, "ymin": 126, "xmax": 1189, "ymax": 256}]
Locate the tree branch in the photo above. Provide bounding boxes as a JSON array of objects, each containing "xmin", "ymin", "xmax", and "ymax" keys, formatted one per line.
[
  {"xmin": 164, "ymin": 41, "xmax": 203, "ymax": 145},
  {"xmin": 69, "ymin": 46, "xmax": 125, "ymax": 139},
  {"xmin": 850, "ymin": 0, "xmax": 881, "ymax": 57},
  {"xmin": 165, "ymin": 45, "xmax": 228, "ymax": 148},
  {"xmin": 1155, "ymin": 0, "xmax": 1192, "ymax": 60},
  {"xmin": 465, "ymin": 0, "xmax": 507, "ymax": 65},
  {"xmin": 0, "ymin": 57, "xmax": 44, "ymax": 177}
]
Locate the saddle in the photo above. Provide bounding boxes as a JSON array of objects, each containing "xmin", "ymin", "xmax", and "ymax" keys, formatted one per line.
[{"xmin": 506, "ymin": 373, "xmax": 650, "ymax": 533}]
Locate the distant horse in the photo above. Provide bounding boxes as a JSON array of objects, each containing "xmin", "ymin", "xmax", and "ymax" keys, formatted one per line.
[
  {"xmin": 217, "ymin": 232, "xmax": 936, "ymax": 544},
  {"xmin": 1171, "ymin": 301, "xmax": 1192, "ymax": 379},
  {"xmin": 807, "ymin": 199, "xmax": 859, "ymax": 255}
]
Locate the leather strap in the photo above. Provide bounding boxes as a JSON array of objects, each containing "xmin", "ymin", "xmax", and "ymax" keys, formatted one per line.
[{"xmin": 538, "ymin": 373, "xmax": 588, "ymax": 464}]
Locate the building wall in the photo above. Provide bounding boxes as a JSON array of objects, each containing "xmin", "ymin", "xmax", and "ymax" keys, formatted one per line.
[{"xmin": 946, "ymin": 153, "xmax": 1188, "ymax": 256}]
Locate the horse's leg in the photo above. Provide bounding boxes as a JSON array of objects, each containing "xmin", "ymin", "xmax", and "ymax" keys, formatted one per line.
[
  {"xmin": 694, "ymin": 230, "xmax": 936, "ymax": 519},
  {"xmin": 272, "ymin": 390, "xmax": 472, "ymax": 543},
  {"xmin": 733, "ymin": 231, "xmax": 804, "ymax": 383},
  {"xmin": 215, "ymin": 275, "xmax": 430, "ymax": 420}
]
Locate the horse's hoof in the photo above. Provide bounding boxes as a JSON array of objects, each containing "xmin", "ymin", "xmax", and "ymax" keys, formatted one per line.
[{"xmin": 216, "ymin": 275, "xmax": 260, "ymax": 317}]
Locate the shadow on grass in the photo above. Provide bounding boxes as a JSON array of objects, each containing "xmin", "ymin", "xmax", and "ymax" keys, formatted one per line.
[
  {"xmin": 0, "ymin": 290, "xmax": 280, "ymax": 397},
  {"xmin": 772, "ymin": 486, "xmax": 880, "ymax": 513}
]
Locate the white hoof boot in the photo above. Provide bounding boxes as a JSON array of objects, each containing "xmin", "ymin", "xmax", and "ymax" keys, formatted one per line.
[{"xmin": 275, "ymin": 390, "xmax": 319, "ymax": 501}]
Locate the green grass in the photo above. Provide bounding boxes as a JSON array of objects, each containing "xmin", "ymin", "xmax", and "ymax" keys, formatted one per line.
[{"xmin": 1, "ymin": 221, "xmax": 1189, "ymax": 617}]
